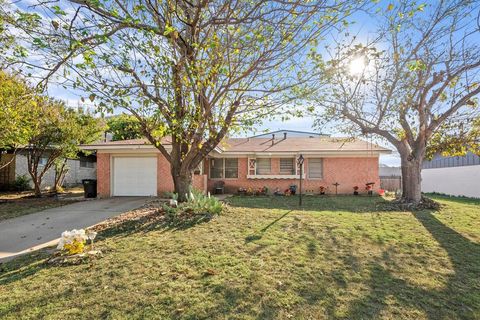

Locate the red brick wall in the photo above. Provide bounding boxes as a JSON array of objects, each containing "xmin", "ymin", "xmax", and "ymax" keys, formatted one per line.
[
  {"xmin": 156, "ymin": 154, "xmax": 207, "ymax": 195},
  {"xmin": 157, "ymin": 154, "xmax": 174, "ymax": 195},
  {"xmin": 96, "ymin": 153, "xmax": 110, "ymax": 197},
  {"xmin": 206, "ymin": 157, "xmax": 380, "ymax": 195},
  {"xmin": 97, "ymin": 153, "xmax": 379, "ymax": 197},
  {"xmin": 97, "ymin": 153, "xmax": 208, "ymax": 197}
]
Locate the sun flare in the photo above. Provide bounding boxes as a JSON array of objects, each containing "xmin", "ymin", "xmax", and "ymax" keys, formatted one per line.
[{"xmin": 349, "ymin": 57, "xmax": 367, "ymax": 75}]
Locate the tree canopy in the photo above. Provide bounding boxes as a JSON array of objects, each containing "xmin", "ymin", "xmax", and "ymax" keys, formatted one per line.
[
  {"xmin": 313, "ymin": 0, "xmax": 480, "ymax": 203},
  {"xmin": 26, "ymin": 99, "xmax": 104, "ymax": 195},
  {"xmin": 0, "ymin": 71, "xmax": 39, "ymax": 152},
  {"xmin": 107, "ymin": 114, "xmax": 143, "ymax": 141},
  {"xmin": 2, "ymin": 0, "xmax": 361, "ymax": 200}
]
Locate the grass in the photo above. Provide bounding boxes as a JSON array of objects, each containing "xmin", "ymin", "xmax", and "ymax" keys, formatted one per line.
[
  {"xmin": 0, "ymin": 195, "xmax": 479, "ymax": 319},
  {"xmin": 0, "ymin": 188, "xmax": 83, "ymax": 222}
]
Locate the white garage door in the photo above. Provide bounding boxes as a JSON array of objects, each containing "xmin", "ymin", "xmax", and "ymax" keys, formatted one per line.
[{"xmin": 113, "ymin": 157, "xmax": 157, "ymax": 196}]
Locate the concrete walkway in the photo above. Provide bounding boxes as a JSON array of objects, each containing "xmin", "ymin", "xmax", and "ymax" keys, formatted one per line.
[{"xmin": 0, "ymin": 197, "xmax": 149, "ymax": 261}]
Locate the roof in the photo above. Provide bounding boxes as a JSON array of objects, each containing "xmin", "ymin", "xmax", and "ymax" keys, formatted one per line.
[
  {"xmin": 249, "ymin": 130, "xmax": 330, "ymax": 138},
  {"xmin": 82, "ymin": 136, "xmax": 390, "ymax": 154},
  {"xmin": 216, "ymin": 137, "xmax": 390, "ymax": 154},
  {"xmin": 83, "ymin": 137, "xmax": 170, "ymax": 147}
]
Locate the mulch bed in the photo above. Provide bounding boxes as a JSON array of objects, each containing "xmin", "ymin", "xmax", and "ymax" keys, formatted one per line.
[{"xmin": 89, "ymin": 200, "xmax": 168, "ymax": 233}]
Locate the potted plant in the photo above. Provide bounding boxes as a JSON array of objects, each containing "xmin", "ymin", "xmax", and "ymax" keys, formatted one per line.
[
  {"xmin": 319, "ymin": 186, "xmax": 326, "ymax": 195},
  {"xmin": 273, "ymin": 187, "xmax": 282, "ymax": 196},
  {"xmin": 365, "ymin": 182, "xmax": 375, "ymax": 196},
  {"xmin": 353, "ymin": 186, "xmax": 359, "ymax": 195},
  {"xmin": 261, "ymin": 186, "xmax": 269, "ymax": 195}
]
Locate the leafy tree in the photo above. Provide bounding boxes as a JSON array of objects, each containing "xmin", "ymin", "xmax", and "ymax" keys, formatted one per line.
[
  {"xmin": 0, "ymin": 71, "xmax": 39, "ymax": 169},
  {"xmin": 314, "ymin": 0, "xmax": 480, "ymax": 204},
  {"xmin": 427, "ymin": 117, "xmax": 480, "ymax": 159},
  {"xmin": 4, "ymin": 0, "xmax": 361, "ymax": 201},
  {"xmin": 26, "ymin": 100, "xmax": 103, "ymax": 196},
  {"xmin": 107, "ymin": 114, "xmax": 143, "ymax": 141}
]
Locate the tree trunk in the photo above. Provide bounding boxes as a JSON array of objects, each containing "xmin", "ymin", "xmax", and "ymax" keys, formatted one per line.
[
  {"xmin": 400, "ymin": 156, "xmax": 423, "ymax": 204},
  {"xmin": 32, "ymin": 178, "xmax": 42, "ymax": 197},
  {"xmin": 171, "ymin": 163, "xmax": 194, "ymax": 202}
]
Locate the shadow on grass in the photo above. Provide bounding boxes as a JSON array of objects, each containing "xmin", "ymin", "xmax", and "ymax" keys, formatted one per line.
[
  {"xmin": 245, "ymin": 210, "xmax": 292, "ymax": 243},
  {"xmin": 0, "ymin": 210, "xmax": 213, "ymax": 286},
  {"xmin": 426, "ymin": 193, "xmax": 480, "ymax": 206},
  {"xmin": 96, "ymin": 212, "xmax": 214, "ymax": 241},
  {"xmin": 345, "ymin": 210, "xmax": 480, "ymax": 319},
  {"xmin": 0, "ymin": 251, "xmax": 52, "ymax": 286}
]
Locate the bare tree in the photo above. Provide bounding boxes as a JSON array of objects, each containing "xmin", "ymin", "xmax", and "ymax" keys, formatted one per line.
[
  {"xmin": 2, "ymin": 0, "xmax": 361, "ymax": 201},
  {"xmin": 315, "ymin": 0, "xmax": 480, "ymax": 204}
]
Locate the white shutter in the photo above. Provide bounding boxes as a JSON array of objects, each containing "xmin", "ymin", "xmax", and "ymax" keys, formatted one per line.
[{"xmin": 248, "ymin": 157, "xmax": 256, "ymax": 175}]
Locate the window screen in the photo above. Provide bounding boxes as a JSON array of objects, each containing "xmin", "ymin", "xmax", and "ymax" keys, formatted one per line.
[
  {"xmin": 225, "ymin": 158, "xmax": 238, "ymax": 178},
  {"xmin": 210, "ymin": 158, "xmax": 224, "ymax": 179},
  {"xmin": 256, "ymin": 158, "xmax": 271, "ymax": 174},
  {"xmin": 308, "ymin": 158, "xmax": 323, "ymax": 179},
  {"xmin": 280, "ymin": 158, "xmax": 295, "ymax": 174}
]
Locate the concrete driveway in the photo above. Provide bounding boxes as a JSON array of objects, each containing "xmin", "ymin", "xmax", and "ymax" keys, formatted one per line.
[{"xmin": 0, "ymin": 197, "xmax": 149, "ymax": 261}]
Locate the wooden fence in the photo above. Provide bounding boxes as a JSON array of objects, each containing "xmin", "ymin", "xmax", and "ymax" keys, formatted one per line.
[
  {"xmin": 0, "ymin": 154, "xmax": 16, "ymax": 187},
  {"xmin": 380, "ymin": 176, "xmax": 402, "ymax": 191}
]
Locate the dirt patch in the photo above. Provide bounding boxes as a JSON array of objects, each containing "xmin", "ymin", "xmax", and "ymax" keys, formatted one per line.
[{"xmin": 89, "ymin": 200, "xmax": 167, "ymax": 233}]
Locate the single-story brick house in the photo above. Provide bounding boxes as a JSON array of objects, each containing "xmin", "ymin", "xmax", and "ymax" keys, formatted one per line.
[{"xmin": 82, "ymin": 131, "xmax": 391, "ymax": 197}]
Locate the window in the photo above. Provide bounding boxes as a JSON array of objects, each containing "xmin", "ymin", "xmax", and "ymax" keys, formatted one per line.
[
  {"xmin": 308, "ymin": 158, "xmax": 323, "ymax": 179},
  {"xmin": 210, "ymin": 158, "xmax": 224, "ymax": 179},
  {"xmin": 210, "ymin": 158, "xmax": 238, "ymax": 179},
  {"xmin": 80, "ymin": 157, "xmax": 95, "ymax": 168},
  {"xmin": 225, "ymin": 158, "xmax": 238, "ymax": 178},
  {"xmin": 256, "ymin": 158, "xmax": 271, "ymax": 174},
  {"xmin": 280, "ymin": 158, "xmax": 295, "ymax": 174},
  {"xmin": 38, "ymin": 157, "xmax": 48, "ymax": 166}
]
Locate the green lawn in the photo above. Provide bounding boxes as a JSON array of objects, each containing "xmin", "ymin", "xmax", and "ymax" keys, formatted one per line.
[
  {"xmin": 0, "ymin": 195, "xmax": 479, "ymax": 319},
  {"xmin": 0, "ymin": 188, "xmax": 82, "ymax": 222}
]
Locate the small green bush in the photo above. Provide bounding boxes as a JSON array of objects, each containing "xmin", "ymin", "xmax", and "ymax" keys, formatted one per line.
[
  {"xmin": 164, "ymin": 189, "xmax": 223, "ymax": 218},
  {"xmin": 11, "ymin": 175, "xmax": 31, "ymax": 191},
  {"xmin": 184, "ymin": 190, "xmax": 223, "ymax": 215}
]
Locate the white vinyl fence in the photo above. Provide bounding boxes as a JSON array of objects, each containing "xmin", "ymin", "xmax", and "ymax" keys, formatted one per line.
[{"xmin": 421, "ymin": 165, "xmax": 480, "ymax": 198}]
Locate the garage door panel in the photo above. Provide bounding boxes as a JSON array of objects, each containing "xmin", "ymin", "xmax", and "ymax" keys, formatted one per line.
[{"xmin": 113, "ymin": 157, "xmax": 157, "ymax": 196}]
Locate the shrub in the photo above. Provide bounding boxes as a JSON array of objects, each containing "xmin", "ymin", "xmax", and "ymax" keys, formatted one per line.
[
  {"xmin": 11, "ymin": 175, "xmax": 31, "ymax": 191},
  {"xmin": 164, "ymin": 189, "xmax": 223, "ymax": 218},
  {"xmin": 184, "ymin": 190, "xmax": 223, "ymax": 215}
]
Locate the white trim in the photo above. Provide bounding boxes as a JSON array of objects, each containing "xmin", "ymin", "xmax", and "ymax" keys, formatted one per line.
[
  {"xmin": 247, "ymin": 174, "xmax": 304, "ymax": 179},
  {"xmin": 209, "ymin": 151, "xmax": 387, "ymax": 157},
  {"xmin": 82, "ymin": 144, "xmax": 172, "ymax": 151}
]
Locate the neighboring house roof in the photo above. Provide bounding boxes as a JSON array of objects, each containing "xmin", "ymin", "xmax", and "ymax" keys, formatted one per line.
[{"xmin": 82, "ymin": 136, "xmax": 391, "ymax": 155}]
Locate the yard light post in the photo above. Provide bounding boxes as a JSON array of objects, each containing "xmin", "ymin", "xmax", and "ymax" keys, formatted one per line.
[{"xmin": 297, "ymin": 154, "xmax": 304, "ymax": 206}]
